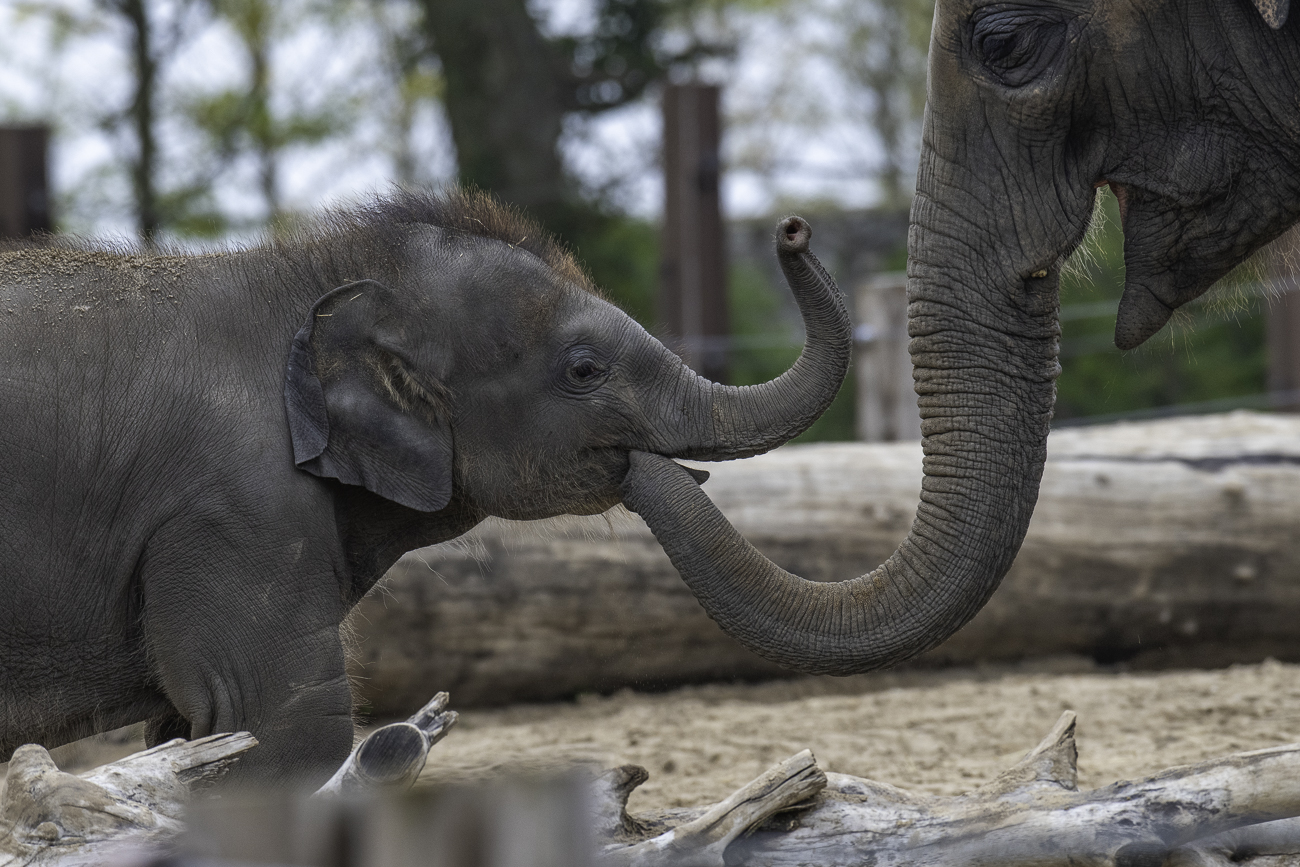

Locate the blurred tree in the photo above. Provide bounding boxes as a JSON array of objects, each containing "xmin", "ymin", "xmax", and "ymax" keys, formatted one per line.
[
  {"xmin": 418, "ymin": 0, "xmax": 567, "ymax": 213},
  {"xmin": 724, "ymin": 0, "xmax": 931, "ymax": 211},
  {"xmin": 415, "ymin": 0, "xmax": 721, "ymax": 326},
  {"xmin": 178, "ymin": 0, "xmax": 344, "ymax": 230},
  {"xmin": 417, "ymin": 0, "xmax": 705, "ymax": 218},
  {"xmin": 363, "ymin": 0, "xmax": 443, "ymax": 186},
  {"xmin": 104, "ymin": 0, "xmax": 162, "ymax": 237},
  {"xmin": 827, "ymin": 0, "xmax": 932, "ymax": 207},
  {"xmin": 16, "ymin": 0, "xmax": 203, "ymax": 239},
  {"xmin": 7, "ymin": 0, "xmax": 446, "ymax": 238}
]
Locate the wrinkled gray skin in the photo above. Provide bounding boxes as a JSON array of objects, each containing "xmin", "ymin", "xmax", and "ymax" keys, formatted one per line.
[
  {"xmin": 0, "ymin": 196, "xmax": 850, "ymax": 786},
  {"xmin": 621, "ymin": 0, "xmax": 1300, "ymax": 674}
]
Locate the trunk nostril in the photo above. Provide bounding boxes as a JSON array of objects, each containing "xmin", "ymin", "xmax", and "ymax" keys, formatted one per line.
[{"xmin": 776, "ymin": 215, "xmax": 812, "ymax": 254}]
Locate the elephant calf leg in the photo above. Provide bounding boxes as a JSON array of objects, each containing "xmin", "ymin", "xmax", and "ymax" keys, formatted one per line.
[{"xmin": 142, "ymin": 530, "xmax": 362, "ymax": 787}]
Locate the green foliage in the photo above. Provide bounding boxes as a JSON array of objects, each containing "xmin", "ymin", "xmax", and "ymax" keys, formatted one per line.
[
  {"xmin": 828, "ymin": 0, "xmax": 933, "ymax": 205},
  {"xmin": 567, "ymin": 213, "xmax": 660, "ymax": 327},
  {"xmin": 555, "ymin": 0, "xmax": 731, "ymax": 111},
  {"xmin": 176, "ymin": 0, "xmax": 352, "ymax": 227},
  {"xmin": 1054, "ymin": 189, "xmax": 1268, "ymax": 422},
  {"xmin": 11, "ymin": 1, "xmax": 107, "ymax": 46}
]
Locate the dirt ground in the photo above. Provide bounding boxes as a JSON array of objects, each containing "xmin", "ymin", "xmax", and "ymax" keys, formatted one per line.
[
  {"xmin": 423, "ymin": 657, "xmax": 1300, "ymax": 812},
  {"xmin": 20, "ymin": 657, "xmax": 1300, "ymax": 814}
]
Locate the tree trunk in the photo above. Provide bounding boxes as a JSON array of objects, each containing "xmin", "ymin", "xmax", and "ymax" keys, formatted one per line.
[
  {"xmin": 417, "ymin": 0, "xmax": 569, "ymax": 213},
  {"xmin": 113, "ymin": 0, "xmax": 159, "ymax": 240},
  {"xmin": 348, "ymin": 411, "xmax": 1300, "ymax": 715}
]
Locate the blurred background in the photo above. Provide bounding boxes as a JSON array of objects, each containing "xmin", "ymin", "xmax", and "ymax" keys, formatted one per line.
[{"xmin": 4, "ymin": 0, "xmax": 1298, "ymax": 438}]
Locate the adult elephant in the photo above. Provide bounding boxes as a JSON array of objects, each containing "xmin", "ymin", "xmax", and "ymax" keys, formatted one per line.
[
  {"xmin": 0, "ymin": 190, "xmax": 850, "ymax": 785},
  {"xmin": 621, "ymin": 0, "xmax": 1300, "ymax": 674}
]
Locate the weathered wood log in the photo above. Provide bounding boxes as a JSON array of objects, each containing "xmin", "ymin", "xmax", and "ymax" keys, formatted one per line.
[
  {"xmin": 314, "ymin": 691, "xmax": 458, "ymax": 797},
  {"xmin": 0, "ymin": 731, "xmax": 257, "ymax": 866},
  {"xmin": 1173, "ymin": 817, "xmax": 1300, "ymax": 865},
  {"xmin": 349, "ymin": 411, "xmax": 1300, "ymax": 714},
  {"xmin": 596, "ymin": 712, "xmax": 1300, "ymax": 867},
  {"xmin": 15, "ymin": 695, "xmax": 1300, "ymax": 866},
  {"xmin": 0, "ymin": 697, "xmax": 457, "ymax": 866}
]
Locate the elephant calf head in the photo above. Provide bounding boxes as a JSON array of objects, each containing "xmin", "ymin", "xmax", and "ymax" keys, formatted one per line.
[{"xmin": 283, "ymin": 191, "xmax": 852, "ymax": 525}]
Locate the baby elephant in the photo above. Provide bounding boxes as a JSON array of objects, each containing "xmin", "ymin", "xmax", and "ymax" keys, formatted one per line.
[{"xmin": 0, "ymin": 189, "xmax": 851, "ymax": 785}]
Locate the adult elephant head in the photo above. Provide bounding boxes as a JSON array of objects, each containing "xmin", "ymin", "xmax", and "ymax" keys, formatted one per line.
[{"xmin": 621, "ymin": 0, "xmax": 1300, "ymax": 674}]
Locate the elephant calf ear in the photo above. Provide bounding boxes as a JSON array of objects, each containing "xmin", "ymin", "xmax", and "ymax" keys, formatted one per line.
[
  {"xmin": 1250, "ymin": 0, "xmax": 1289, "ymax": 28},
  {"xmin": 284, "ymin": 280, "xmax": 454, "ymax": 513}
]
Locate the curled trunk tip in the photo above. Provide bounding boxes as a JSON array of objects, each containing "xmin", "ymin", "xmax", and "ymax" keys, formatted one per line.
[
  {"xmin": 656, "ymin": 215, "xmax": 852, "ymax": 462},
  {"xmin": 776, "ymin": 216, "xmax": 812, "ymax": 255}
]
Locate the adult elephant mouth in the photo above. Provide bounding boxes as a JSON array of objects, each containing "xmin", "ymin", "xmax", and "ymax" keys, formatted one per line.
[{"xmin": 1099, "ymin": 176, "xmax": 1248, "ymax": 351}]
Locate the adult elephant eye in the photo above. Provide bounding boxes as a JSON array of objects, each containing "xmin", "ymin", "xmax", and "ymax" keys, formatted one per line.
[
  {"xmin": 970, "ymin": 5, "xmax": 1068, "ymax": 87},
  {"xmin": 981, "ymin": 30, "xmax": 1019, "ymax": 65}
]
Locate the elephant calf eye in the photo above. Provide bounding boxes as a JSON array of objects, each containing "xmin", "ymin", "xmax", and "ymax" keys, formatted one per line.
[{"xmin": 557, "ymin": 346, "xmax": 610, "ymax": 395}]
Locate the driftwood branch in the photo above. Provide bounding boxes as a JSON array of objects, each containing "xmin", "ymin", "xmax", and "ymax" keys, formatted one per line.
[
  {"xmin": 9, "ymin": 696, "xmax": 1300, "ymax": 865},
  {"xmin": 0, "ymin": 731, "xmax": 257, "ymax": 866},
  {"xmin": 314, "ymin": 691, "xmax": 458, "ymax": 797},
  {"xmin": 597, "ymin": 750, "xmax": 826, "ymax": 867},
  {"xmin": 596, "ymin": 711, "xmax": 1300, "ymax": 867},
  {"xmin": 0, "ymin": 695, "xmax": 457, "ymax": 866}
]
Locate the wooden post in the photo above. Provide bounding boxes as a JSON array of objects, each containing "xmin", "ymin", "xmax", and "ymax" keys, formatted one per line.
[
  {"xmin": 661, "ymin": 83, "xmax": 729, "ymax": 383},
  {"xmin": 855, "ymin": 272, "xmax": 920, "ymax": 441},
  {"xmin": 0, "ymin": 126, "xmax": 52, "ymax": 239},
  {"xmin": 1267, "ymin": 227, "xmax": 1300, "ymax": 411}
]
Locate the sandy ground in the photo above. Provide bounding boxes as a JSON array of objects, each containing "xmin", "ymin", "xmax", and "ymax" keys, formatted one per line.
[
  {"xmin": 16, "ymin": 657, "xmax": 1300, "ymax": 815},
  {"xmin": 418, "ymin": 658, "xmax": 1300, "ymax": 812}
]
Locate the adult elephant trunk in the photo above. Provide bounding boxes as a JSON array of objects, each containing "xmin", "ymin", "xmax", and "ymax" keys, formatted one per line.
[
  {"xmin": 623, "ymin": 167, "xmax": 1063, "ymax": 674},
  {"xmin": 649, "ymin": 216, "xmax": 854, "ymax": 462}
]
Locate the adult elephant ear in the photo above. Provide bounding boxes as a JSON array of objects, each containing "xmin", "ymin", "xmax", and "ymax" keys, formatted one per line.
[
  {"xmin": 284, "ymin": 279, "xmax": 454, "ymax": 512},
  {"xmin": 1248, "ymin": 0, "xmax": 1289, "ymax": 28}
]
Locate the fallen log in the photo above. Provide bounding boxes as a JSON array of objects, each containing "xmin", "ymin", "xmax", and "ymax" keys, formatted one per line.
[
  {"xmin": 0, "ymin": 696, "xmax": 455, "ymax": 866},
  {"xmin": 597, "ymin": 711, "xmax": 1300, "ymax": 867},
  {"xmin": 349, "ymin": 411, "xmax": 1300, "ymax": 714},
  {"xmin": 15, "ymin": 697, "xmax": 1300, "ymax": 866},
  {"xmin": 0, "ymin": 732, "xmax": 257, "ymax": 866}
]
